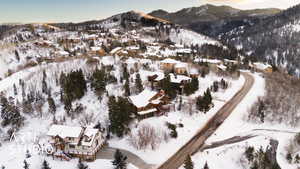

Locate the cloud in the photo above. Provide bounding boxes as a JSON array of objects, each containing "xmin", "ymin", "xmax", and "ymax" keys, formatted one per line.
[{"xmin": 200, "ymin": 0, "xmax": 300, "ymax": 9}]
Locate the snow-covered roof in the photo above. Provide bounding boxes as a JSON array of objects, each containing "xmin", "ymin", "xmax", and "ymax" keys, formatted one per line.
[
  {"xmin": 161, "ymin": 58, "xmax": 180, "ymax": 64},
  {"xmin": 110, "ymin": 47, "xmax": 122, "ymax": 54},
  {"xmin": 189, "ymin": 68, "xmax": 199, "ymax": 75},
  {"xmin": 57, "ymin": 51, "xmax": 69, "ymax": 56},
  {"xmin": 129, "ymin": 89, "xmax": 157, "ymax": 108},
  {"xmin": 81, "ymin": 128, "xmax": 99, "ymax": 147},
  {"xmin": 138, "ymin": 108, "xmax": 157, "ymax": 115},
  {"xmin": 47, "ymin": 125, "xmax": 83, "ymax": 138},
  {"xmin": 175, "ymin": 44, "xmax": 184, "ymax": 48},
  {"xmin": 169, "ymin": 73, "xmax": 191, "ymax": 84},
  {"xmin": 176, "ymin": 48, "xmax": 191, "ymax": 54},
  {"xmin": 175, "ymin": 62, "xmax": 188, "ymax": 69},
  {"xmin": 126, "ymin": 46, "xmax": 139, "ymax": 50},
  {"xmin": 224, "ymin": 59, "xmax": 238, "ymax": 64},
  {"xmin": 217, "ymin": 64, "xmax": 227, "ymax": 71},
  {"xmin": 91, "ymin": 46, "xmax": 101, "ymax": 51},
  {"xmin": 195, "ymin": 58, "xmax": 222, "ymax": 64},
  {"xmin": 253, "ymin": 62, "xmax": 272, "ymax": 70}
]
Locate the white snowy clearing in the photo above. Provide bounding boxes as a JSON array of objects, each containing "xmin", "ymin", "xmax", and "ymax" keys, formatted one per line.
[
  {"xmin": 109, "ymin": 74, "xmax": 245, "ymax": 165},
  {"xmin": 184, "ymin": 72, "xmax": 299, "ymax": 169}
]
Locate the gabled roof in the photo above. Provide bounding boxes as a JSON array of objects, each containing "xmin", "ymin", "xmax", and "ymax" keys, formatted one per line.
[
  {"xmin": 81, "ymin": 128, "xmax": 99, "ymax": 147},
  {"xmin": 217, "ymin": 64, "xmax": 227, "ymax": 71},
  {"xmin": 129, "ymin": 89, "xmax": 157, "ymax": 108},
  {"xmin": 175, "ymin": 62, "xmax": 188, "ymax": 69},
  {"xmin": 47, "ymin": 125, "xmax": 83, "ymax": 138},
  {"xmin": 161, "ymin": 58, "xmax": 181, "ymax": 64},
  {"xmin": 169, "ymin": 73, "xmax": 191, "ymax": 84}
]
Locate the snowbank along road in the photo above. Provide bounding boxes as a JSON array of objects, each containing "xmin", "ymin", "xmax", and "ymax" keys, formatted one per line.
[{"xmin": 157, "ymin": 72, "xmax": 255, "ymax": 169}]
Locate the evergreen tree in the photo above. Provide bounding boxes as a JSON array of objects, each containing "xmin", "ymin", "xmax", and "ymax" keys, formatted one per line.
[
  {"xmin": 135, "ymin": 73, "xmax": 143, "ymax": 93},
  {"xmin": 212, "ymin": 81, "xmax": 219, "ymax": 92},
  {"xmin": 178, "ymin": 96, "xmax": 182, "ymax": 111},
  {"xmin": 26, "ymin": 149, "xmax": 31, "ymax": 158},
  {"xmin": 124, "ymin": 79, "xmax": 130, "ymax": 97},
  {"xmin": 23, "ymin": 160, "xmax": 29, "ymax": 169},
  {"xmin": 196, "ymin": 88, "xmax": 212, "ymax": 113},
  {"xmin": 258, "ymin": 99, "xmax": 265, "ymax": 123},
  {"xmin": 1, "ymin": 94, "xmax": 24, "ymax": 127},
  {"xmin": 122, "ymin": 64, "xmax": 129, "ymax": 81},
  {"xmin": 108, "ymin": 96, "xmax": 134, "ymax": 137},
  {"xmin": 41, "ymin": 160, "xmax": 51, "ymax": 169},
  {"xmin": 191, "ymin": 77, "xmax": 199, "ymax": 92},
  {"xmin": 47, "ymin": 95, "xmax": 56, "ymax": 114},
  {"xmin": 77, "ymin": 159, "xmax": 89, "ymax": 169},
  {"xmin": 203, "ymin": 162, "xmax": 209, "ymax": 169},
  {"xmin": 42, "ymin": 70, "xmax": 48, "ymax": 94},
  {"xmin": 60, "ymin": 70, "xmax": 87, "ymax": 112},
  {"xmin": 112, "ymin": 149, "xmax": 127, "ymax": 169},
  {"xmin": 13, "ymin": 84, "xmax": 18, "ymax": 95},
  {"xmin": 183, "ymin": 155, "xmax": 194, "ymax": 169},
  {"xmin": 160, "ymin": 74, "xmax": 176, "ymax": 99},
  {"xmin": 91, "ymin": 68, "xmax": 106, "ymax": 97}
]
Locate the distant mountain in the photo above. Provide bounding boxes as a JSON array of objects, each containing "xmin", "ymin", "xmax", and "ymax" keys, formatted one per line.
[
  {"xmin": 220, "ymin": 4, "xmax": 300, "ymax": 76},
  {"xmin": 51, "ymin": 11, "xmax": 171, "ymax": 31},
  {"xmin": 149, "ymin": 4, "xmax": 281, "ymax": 37}
]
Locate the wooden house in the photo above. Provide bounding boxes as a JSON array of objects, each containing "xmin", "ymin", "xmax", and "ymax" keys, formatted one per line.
[
  {"xmin": 160, "ymin": 58, "xmax": 181, "ymax": 72},
  {"xmin": 47, "ymin": 125, "xmax": 105, "ymax": 161},
  {"xmin": 128, "ymin": 89, "xmax": 170, "ymax": 119}
]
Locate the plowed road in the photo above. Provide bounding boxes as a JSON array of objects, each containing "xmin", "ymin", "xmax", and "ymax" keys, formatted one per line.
[{"xmin": 157, "ymin": 72, "xmax": 254, "ymax": 169}]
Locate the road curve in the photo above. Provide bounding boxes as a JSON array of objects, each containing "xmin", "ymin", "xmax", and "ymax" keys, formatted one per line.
[{"xmin": 157, "ymin": 72, "xmax": 255, "ymax": 169}]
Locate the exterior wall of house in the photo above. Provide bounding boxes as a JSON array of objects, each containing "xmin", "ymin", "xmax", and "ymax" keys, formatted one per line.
[
  {"xmin": 160, "ymin": 63, "xmax": 175, "ymax": 71},
  {"xmin": 175, "ymin": 67, "xmax": 187, "ymax": 75},
  {"xmin": 49, "ymin": 130, "xmax": 105, "ymax": 161}
]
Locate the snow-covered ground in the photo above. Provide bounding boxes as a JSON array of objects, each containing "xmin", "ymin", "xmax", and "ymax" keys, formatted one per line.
[
  {"xmin": 186, "ymin": 72, "xmax": 300, "ymax": 169},
  {"xmin": 0, "ymin": 55, "xmax": 246, "ymax": 168},
  {"xmin": 0, "ymin": 57, "xmax": 8, "ymax": 79},
  {"xmin": 109, "ymin": 74, "xmax": 245, "ymax": 165}
]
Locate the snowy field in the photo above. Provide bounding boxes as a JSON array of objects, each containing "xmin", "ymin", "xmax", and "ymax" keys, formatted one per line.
[
  {"xmin": 0, "ymin": 55, "xmax": 246, "ymax": 168},
  {"xmin": 109, "ymin": 74, "xmax": 245, "ymax": 165},
  {"xmin": 0, "ymin": 57, "xmax": 8, "ymax": 79},
  {"xmin": 186, "ymin": 72, "xmax": 300, "ymax": 169}
]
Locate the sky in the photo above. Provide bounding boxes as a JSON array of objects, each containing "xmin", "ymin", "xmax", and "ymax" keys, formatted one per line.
[{"xmin": 1, "ymin": 0, "xmax": 300, "ymax": 24}]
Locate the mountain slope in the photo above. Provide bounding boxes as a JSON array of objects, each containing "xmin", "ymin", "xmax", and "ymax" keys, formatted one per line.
[
  {"xmin": 221, "ymin": 4, "xmax": 300, "ymax": 76},
  {"xmin": 0, "ymin": 10, "xmax": 226, "ymax": 78},
  {"xmin": 149, "ymin": 4, "xmax": 281, "ymax": 37}
]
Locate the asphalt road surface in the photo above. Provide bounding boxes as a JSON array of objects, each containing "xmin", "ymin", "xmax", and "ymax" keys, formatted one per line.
[{"xmin": 157, "ymin": 72, "xmax": 255, "ymax": 169}]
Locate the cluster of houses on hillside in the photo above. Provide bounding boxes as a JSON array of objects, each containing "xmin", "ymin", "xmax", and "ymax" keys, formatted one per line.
[{"xmin": 46, "ymin": 56, "xmax": 273, "ymax": 162}]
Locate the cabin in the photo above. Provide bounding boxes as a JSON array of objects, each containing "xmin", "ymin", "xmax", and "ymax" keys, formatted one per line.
[
  {"xmin": 169, "ymin": 73, "xmax": 192, "ymax": 85},
  {"xmin": 160, "ymin": 58, "xmax": 181, "ymax": 71},
  {"xmin": 128, "ymin": 89, "xmax": 170, "ymax": 119},
  {"xmin": 195, "ymin": 58, "xmax": 222, "ymax": 71},
  {"xmin": 47, "ymin": 125, "xmax": 105, "ymax": 161},
  {"xmin": 90, "ymin": 47, "xmax": 106, "ymax": 56}
]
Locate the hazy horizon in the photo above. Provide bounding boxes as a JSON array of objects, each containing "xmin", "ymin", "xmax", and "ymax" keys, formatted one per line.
[{"xmin": 1, "ymin": 0, "xmax": 300, "ymax": 24}]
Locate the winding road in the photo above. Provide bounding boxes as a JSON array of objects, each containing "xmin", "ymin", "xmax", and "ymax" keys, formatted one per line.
[{"xmin": 157, "ymin": 72, "xmax": 255, "ymax": 169}]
